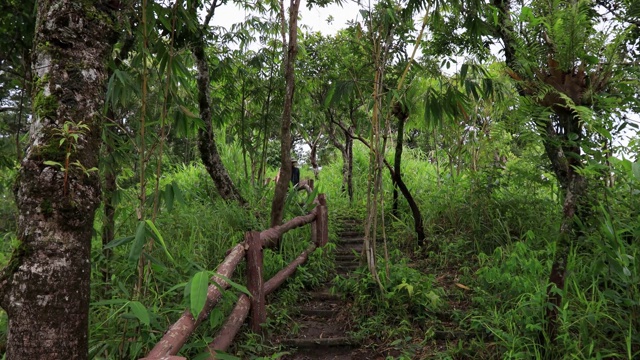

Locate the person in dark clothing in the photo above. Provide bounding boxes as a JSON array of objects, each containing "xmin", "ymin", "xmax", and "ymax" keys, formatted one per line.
[{"xmin": 291, "ymin": 159, "xmax": 300, "ymax": 187}]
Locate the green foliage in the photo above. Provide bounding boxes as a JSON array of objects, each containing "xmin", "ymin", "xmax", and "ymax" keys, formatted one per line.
[{"xmin": 335, "ymin": 251, "xmax": 444, "ymax": 342}]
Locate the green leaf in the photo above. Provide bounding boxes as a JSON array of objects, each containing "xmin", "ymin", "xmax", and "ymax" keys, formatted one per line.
[
  {"xmin": 43, "ymin": 160, "xmax": 62, "ymax": 167},
  {"xmin": 128, "ymin": 301, "xmax": 150, "ymax": 326},
  {"xmin": 190, "ymin": 271, "xmax": 210, "ymax": 319},
  {"xmin": 128, "ymin": 221, "xmax": 147, "ymax": 264},
  {"xmin": 164, "ymin": 183, "xmax": 174, "ymax": 212},
  {"xmin": 632, "ymin": 162, "xmax": 640, "ymax": 181},
  {"xmin": 214, "ymin": 273, "xmax": 251, "ymax": 297},
  {"xmin": 180, "ymin": 105, "xmax": 198, "ymax": 118},
  {"xmin": 104, "ymin": 235, "xmax": 134, "ymax": 249},
  {"xmin": 145, "ymin": 220, "xmax": 175, "ymax": 263},
  {"xmin": 211, "ymin": 352, "xmax": 241, "ymax": 360},
  {"xmin": 460, "ymin": 63, "xmax": 468, "ymax": 81},
  {"xmin": 172, "ymin": 181, "xmax": 185, "ymax": 204},
  {"xmin": 209, "ymin": 307, "xmax": 225, "ymax": 329}
]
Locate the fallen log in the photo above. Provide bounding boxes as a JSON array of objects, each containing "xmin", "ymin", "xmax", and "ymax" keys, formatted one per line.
[{"xmin": 146, "ymin": 243, "xmax": 246, "ymax": 358}]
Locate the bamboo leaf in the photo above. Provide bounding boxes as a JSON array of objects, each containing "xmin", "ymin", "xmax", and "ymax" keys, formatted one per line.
[
  {"xmin": 180, "ymin": 105, "xmax": 198, "ymax": 119},
  {"xmin": 164, "ymin": 183, "xmax": 174, "ymax": 212},
  {"xmin": 128, "ymin": 301, "xmax": 150, "ymax": 326},
  {"xmin": 214, "ymin": 273, "xmax": 251, "ymax": 297},
  {"xmin": 104, "ymin": 235, "xmax": 135, "ymax": 249},
  {"xmin": 190, "ymin": 271, "xmax": 210, "ymax": 319},
  {"xmin": 128, "ymin": 221, "xmax": 147, "ymax": 264},
  {"xmin": 145, "ymin": 220, "xmax": 175, "ymax": 263}
]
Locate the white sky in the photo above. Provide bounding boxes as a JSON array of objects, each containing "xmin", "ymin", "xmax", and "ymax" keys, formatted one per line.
[
  {"xmin": 213, "ymin": 0, "xmax": 364, "ymax": 36},
  {"xmin": 210, "ymin": 0, "xmax": 638, "ymax": 154}
]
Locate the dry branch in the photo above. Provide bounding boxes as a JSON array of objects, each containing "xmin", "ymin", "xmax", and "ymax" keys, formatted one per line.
[{"xmin": 145, "ymin": 243, "xmax": 246, "ymax": 358}]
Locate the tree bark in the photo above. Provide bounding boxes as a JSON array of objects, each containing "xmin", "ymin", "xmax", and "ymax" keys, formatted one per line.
[
  {"xmin": 0, "ymin": 1, "xmax": 118, "ymax": 358},
  {"xmin": 344, "ymin": 126, "xmax": 354, "ymax": 201},
  {"xmin": 193, "ymin": 41, "xmax": 247, "ymax": 206},
  {"xmin": 310, "ymin": 139, "xmax": 319, "ymax": 179},
  {"xmin": 327, "ymin": 114, "xmax": 354, "ymax": 201},
  {"xmin": 392, "ymin": 103, "xmax": 407, "ymax": 216},
  {"xmin": 540, "ymin": 113, "xmax": 586, "ymax": 348},
  {"xmin": 270, "ymin": 0, "xmax": 301, "ymax": 232}
]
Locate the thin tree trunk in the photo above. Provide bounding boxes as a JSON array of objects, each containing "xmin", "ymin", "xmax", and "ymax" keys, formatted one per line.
[
  {"xmin": 540, "ymin": 115, "xmax": 586, "ymax": 349},
  {"xmin": 15, "ymin": 87, "xmax": 25, "ymax": 162},
  {"xmin": 193, "ymin": 41, "xmax": 246, "ymax": 206},
  {"xmin": 310, "ymin": 139, "xmax": 319, "ymax": 179},
  {"xmin": 270, "ymin": 0, "xmax": 301, "ymax": 235},
  {"xmin": 333, "ymin": 120, "xmax": 425, "ymax": 246},
  {"xmin": 392, "ymin": 104, "xmax": 406, "ymax": 216},
  {"xmin": 258, "ymin": 72, "xmax": 274, "ymax": 184},
  {"xmin": 102, "ymin": 136, "xmax": 117, "ymax": 284},
  {"xmin": 345, "ymin": 126, "xmax": 354, "ymax": 201},
  {"xmin": 0, "ymin": 1, "xmax": 118, "ymax": 358}
]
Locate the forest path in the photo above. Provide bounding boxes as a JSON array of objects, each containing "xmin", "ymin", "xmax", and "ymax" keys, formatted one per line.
[{"xmin": 276, "ymin": 217, "xmax": 372, "ymax": 360}]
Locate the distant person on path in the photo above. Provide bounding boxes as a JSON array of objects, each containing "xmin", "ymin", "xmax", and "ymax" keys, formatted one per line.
[
  {"xmin": 273, "ymin": 159, "xmax": 300, "ymax": 188},
  {"xmin": 291, "ymin": 159, "xmax": 300, "ymax": 188}
]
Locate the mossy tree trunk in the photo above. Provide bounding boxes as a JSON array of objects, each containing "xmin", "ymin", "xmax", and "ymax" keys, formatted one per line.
[{"xmin": 0, "ymin": 1, "xmax": 119, "ymax": 359}]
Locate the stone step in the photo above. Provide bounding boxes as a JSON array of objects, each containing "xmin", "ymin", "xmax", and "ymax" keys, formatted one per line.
[
  {"xmin": 308, "ymin": 291, "xmax": 340, "ymax": 301},
  {"xmin": 337, "ymin": 231, "xmax": 363, "ymax": 238},
  {"xmin": 281, "ymin": 337, "xmax": 354, "ymax": 348},
  {"xmin": 339, "ymin": 236, "xmax": 364, "ymax": 244},
  {"xmin": 336, "ymin": 263, "xmax": 358, "ymax": 269},
  {"xmin": 336, "ymin": 262, "xmax": 358, "ymax": 268},
  {"xmin": 298, "ymin": 308, "xmax": 339, "ymax": 318},
  {"xmin": 335, "ymin": 254, "xmax": 359, "ymax": 261}
]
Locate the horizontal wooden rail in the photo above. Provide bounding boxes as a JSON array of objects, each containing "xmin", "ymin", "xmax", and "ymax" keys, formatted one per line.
[
  {"xmin": 142, "ymin": 192, "xmax": 328, "ymax": 360},
  {"xmin": 207, "ymin": 242, "xmax": 318, "ymax": 359},
  {"xmin": 261, "ymin": 210, "xmax": 317, "ymax": 247},
  {"xmin": 144, "ymin": 244, "xmax": 246, "ymax": 358}
]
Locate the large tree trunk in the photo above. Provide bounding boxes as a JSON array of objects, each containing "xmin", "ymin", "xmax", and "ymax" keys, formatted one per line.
[
  {"xmin": 193, "ymin": 42, "xmax": 247, "ymax": 206},
  {"xmin": 0, "ymin": 1, "xmax": 118, "ymax": 358},
  {"xmin": 269, "ymin": 0, "xmax": 301, "ymax": 235}
]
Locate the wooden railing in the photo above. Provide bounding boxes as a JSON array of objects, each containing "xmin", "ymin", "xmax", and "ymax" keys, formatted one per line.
[{"xmin": 141, "ymin": 192, "xmax": 328, "ymax": 360}]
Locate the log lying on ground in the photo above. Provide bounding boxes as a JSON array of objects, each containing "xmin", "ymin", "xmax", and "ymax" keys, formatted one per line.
[
  {"xmin": 261, "ymin": 210, "xmax": 317, "ymax": 247},
  {"xmin": 145, "ymin": 243, "xmax": 246, "ymax": 358},
  {"xmin": 207, "ymin": 242, "xmax": 318, "ymax": 357}
]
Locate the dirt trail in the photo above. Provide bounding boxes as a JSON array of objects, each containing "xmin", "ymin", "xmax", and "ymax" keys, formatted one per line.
[{"xmin": 277, "ymin": 218, "xmax": 371, "ymax": 360}]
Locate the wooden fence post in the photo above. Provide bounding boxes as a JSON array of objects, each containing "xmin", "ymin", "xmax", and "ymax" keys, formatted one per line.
[
  {"xmin": 315, "ymin": 194, "xmax": 328, "ymax": 247},
  {"xmin": 245, "ymin": 231, "xmax": 265, "ymax": 333},
  {"xmin": 311, "ymin": 213, "xmax": 318, "ymax": 246}
]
